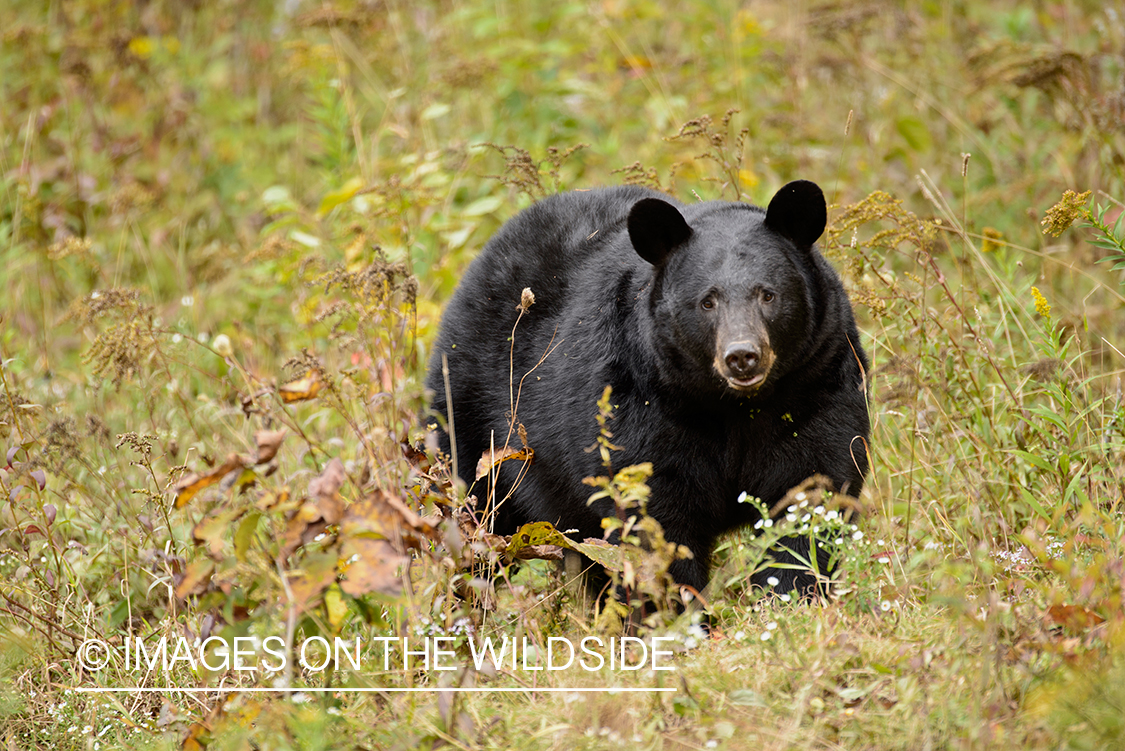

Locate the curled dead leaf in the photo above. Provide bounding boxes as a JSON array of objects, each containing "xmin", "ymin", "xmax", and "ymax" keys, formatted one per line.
[
  {"xmin": 474, "ymin": 445, "xmax": 533, "ymax": 481},
  {"xmin": 173, "ymin": 454, "xmax": 248, "ymax": 509},
  {"xmin": 254, "ymin": 428, "xmax": 288, "ymax": 464},
  {"xmin": 279, "ymin": 370, "xmax": 323, "ymax": 403}
]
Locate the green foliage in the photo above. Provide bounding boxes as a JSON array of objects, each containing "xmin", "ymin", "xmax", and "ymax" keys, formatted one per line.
[{"xmin": 3, "ymin": 0, "xmax": 1125, "ymax": 748}]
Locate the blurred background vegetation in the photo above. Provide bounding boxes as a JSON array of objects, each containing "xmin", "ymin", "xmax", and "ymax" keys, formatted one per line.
[{"xmin": 2, "ymin": 0, "xmax": 1124, "ymax": 749}]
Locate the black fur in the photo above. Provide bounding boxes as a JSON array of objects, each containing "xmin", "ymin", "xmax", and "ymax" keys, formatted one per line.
[{"xmin": 425, "ymin": 182, "xmax": 869, "ymax": 594}]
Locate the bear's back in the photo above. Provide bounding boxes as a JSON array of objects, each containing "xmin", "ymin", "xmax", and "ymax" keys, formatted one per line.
[{"xmin": 459, "ymin": 185, "xmax": 671, "ymax": 306}]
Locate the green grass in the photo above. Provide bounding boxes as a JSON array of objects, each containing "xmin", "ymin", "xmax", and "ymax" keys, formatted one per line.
[{"xmin": 2, "ymin": 0, "xmax": 1125, "ymax": 748}]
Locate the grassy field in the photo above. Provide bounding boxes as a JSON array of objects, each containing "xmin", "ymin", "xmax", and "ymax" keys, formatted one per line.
[{"xmin": 2, "ymin": 0, "xmax": 1125, "ymax": 748}]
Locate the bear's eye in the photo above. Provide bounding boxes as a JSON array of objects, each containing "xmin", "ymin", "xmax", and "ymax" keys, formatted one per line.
[
  {"xmin": 761, "ymin": 290, "xmax": 776, "ymax": 304},
  {"xmin": 701, "ymin": 296, "xmax": 716, "ymax": 311}
]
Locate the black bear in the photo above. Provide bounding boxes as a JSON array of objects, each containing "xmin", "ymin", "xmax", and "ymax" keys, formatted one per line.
[{"xmin": 425, "ymin": 181, "xmax": 869, "ymax": 595}]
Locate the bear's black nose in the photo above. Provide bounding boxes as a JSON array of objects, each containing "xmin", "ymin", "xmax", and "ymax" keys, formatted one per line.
[{"xmin": 724, "ymin": 345, "xmax": 759, "ymax": 376}]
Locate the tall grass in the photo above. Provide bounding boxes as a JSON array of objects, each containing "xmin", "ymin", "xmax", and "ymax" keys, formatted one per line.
[{"xmin": 2, "ymin": 0, "xmax": 1124, "ymax": 748}]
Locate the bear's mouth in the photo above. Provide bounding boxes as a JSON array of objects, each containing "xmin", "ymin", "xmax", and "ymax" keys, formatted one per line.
[{"xmin": 725, "ymin": 372, "xmax": 767, "ymax": 391}]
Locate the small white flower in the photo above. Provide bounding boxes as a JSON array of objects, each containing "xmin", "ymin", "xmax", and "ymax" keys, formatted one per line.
[
  {"xmin": 760, "ymin": 631, "xmax": 772, "ymax": 641},
  {"xmin": 767, "ymin": 576, "xmax": 779, "ymax": 587},
  {"xmin": 212, "ymin": 334, "xmax": 233, "ymax": 358},
  {"xmin": 880, "ymin": 601, "xmax": 892, "ymax": 612}
]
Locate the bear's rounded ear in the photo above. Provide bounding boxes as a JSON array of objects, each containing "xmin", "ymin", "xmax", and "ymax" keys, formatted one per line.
[
  {"xmin": 628, "ymin": 198, "xmax": 693, "ymax": 266},
  {"xmin": 764, "ymin": 180, "xmax": 827, "ymax": 247}
]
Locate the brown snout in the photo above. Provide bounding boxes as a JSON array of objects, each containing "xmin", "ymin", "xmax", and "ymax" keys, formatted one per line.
[{"xmin": 715, "ymin": 337, "xmax": 775, "ymax": 391}]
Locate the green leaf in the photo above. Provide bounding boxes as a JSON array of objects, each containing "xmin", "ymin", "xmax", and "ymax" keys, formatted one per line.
[
  {"xmin": 262, "ymin": 185, "xmax": 297, "ymax": 213},
  {"xmin": 461, "ymin": 195, "xmax": 504, "ymax": 217},
  {"xmin": 672, "ymin": 694, "xmax": 699, "ymax": 715},
  {"xmin": 289, "ymin": 229, "xmax": 322, "ymax": 248},
  {"xmin": 1011, "ymin": 449, "xmax": 1055, "ymax": 475},
  {"xmin": 316, "ymin": 177, "xmax": 365, "ymax": 218},
  {"xmin": 895, "ymin": 116, "xmax": 933, "ymax": 152},
  {"xmin": 234, "ymin": 510, "xmax": 261, "ymax": 562},
  {"xmin": 728, "ymin": 689, "xmax": 766, "ymax": 707},
  {"xmin": 420, "ymin": 102, "xmax": 451, "ymax": 120},
  {"xmin": 1019, "ymin": 486, "xmax": 1052, "ymax": 522}
]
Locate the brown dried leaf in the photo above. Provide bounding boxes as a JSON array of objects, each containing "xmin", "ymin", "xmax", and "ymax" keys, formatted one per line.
[
  {"xmin": 309, "ymin": 458, "xmax": 346, "ymax": 523},
  {"xmin": 474, "ymin": 445, "xmax": 534, "ymax": 480},
  {"xmin": 281, "ymin": 517, "xmax": 323, "ymax": 561},
  {"xmin": 278, "ymin": 461, "xmax": 349, "ymax": 559},
  {"xmin": 341, "ymin": 489, "xmax": 439, "ymax": 547},
  {"xmin": 401, "ymin": 440, "xmax": 428, "ymax": 468},
  {"xmin": 1046, "ymin": 604, "xmax": 1106, "ymax": 632},
  {"xmin": 279, "ymin": 370, "xmax": 322, "ymax": 403},
  {"xmin": 287, "ymin": 552, "xmax": 338, "ymax": 613},
  {"xmin": 254, "ymin": 428, "xmax": 288, "ymax": 464},
  {"xmin": 256, "ymin": 487, "xmax": 291, "ymax": 511},
  {"xmin": 174, "ymin": 558, "xmax": 215, "ymax": 599},
  {"xmin": 505, "ymin": 520, "xmax": 570, "ymax": 558},
  {"xmin": 339, "ymin": 536, "xmax": 406, "ymax": 597},
  {"xmin": 511, "ymin": 544, "xmax": 564, "ymax": 561},
  {"xmin": 173, "ymin": 454, "xmax": 247, "ymax": 509},
  {"xmin": 192, "ymin": 508, "xmax": 247, "ymax": 560}
]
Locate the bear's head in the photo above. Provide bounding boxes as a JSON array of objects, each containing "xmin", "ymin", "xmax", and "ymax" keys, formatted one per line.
[{"xmin": 628, "ymin": 180, "xmax": 828, "ymax": 398}]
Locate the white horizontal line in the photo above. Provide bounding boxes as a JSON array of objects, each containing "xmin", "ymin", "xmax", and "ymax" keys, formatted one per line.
[{"xmin": 74, "ymin": 686, "xmax": 675, "ymax": 694}]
